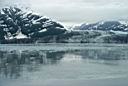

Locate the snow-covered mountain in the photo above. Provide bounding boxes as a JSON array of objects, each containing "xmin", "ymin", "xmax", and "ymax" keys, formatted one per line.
[
  {"xmin": 1, "ymin": 7, "xmax": 128, "ymax": 43},
  {"xmin": 72, "ymin": 21, "xmax": 128, "ymax": 32},
  {"xmin": 0, "ymin": 7, "xmax": 66, "ymax": 41},
  {"xmin": 63, "ymin": 21, "xmax": 128, "ymax": 43}
]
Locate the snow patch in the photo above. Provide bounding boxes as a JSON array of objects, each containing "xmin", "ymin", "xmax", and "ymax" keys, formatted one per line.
[
  {"xmin": 15, "ymin": 32, "xmax": 27, "ymax": 39},
  {"xmin": 110, "ymin": 30, "xmax": 128, "ymax": 34},
  {"xmin": 39, "ymin": 29, "xmax": 47, "ymax": 33}
]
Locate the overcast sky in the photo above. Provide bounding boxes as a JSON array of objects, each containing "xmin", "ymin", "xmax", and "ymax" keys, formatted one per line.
[{"xmin": 0, "ymin": 0, "xmax": 128, "ymax": 26}]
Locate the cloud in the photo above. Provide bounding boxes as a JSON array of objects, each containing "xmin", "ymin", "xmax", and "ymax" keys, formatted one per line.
[
  {"xmin": 29, "ymin": 0, "xmax": 128, "ymax": 8},
  {"xmin": 1, "ymin": 0, "xmax": 128, "ymax": 26}
]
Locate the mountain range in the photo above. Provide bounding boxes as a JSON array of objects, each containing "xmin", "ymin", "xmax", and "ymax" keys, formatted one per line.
[
  {"xmin": 0, "ymin": 7, "xmax": 128, "ymax": 43},
  {"xmin": 72, "ymin": 21, "xmax": 128, "ymax": 31}
]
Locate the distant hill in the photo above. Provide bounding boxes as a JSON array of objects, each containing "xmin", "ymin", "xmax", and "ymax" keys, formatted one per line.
[
  {"xmin": 72, "ymin": 21, "xmax": 128, "ymax": 31},
  {"xmin": 67, "ymin": 21, "xmax": 128, "ymax": 43}
]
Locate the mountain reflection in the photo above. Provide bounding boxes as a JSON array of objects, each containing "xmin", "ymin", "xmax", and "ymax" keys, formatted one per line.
[
  {"xmin": 0, "ymin": 50, "xmax": 65, "ymax": 79},
  {"xmin": 0, "ymin": 48, "xmax": 128, "ymax": 79}
]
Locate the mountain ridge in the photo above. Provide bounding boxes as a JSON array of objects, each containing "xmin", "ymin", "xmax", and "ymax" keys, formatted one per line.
[{"xmin": 0, "ymin": 7, "xmax": 128, "ymax": 43}]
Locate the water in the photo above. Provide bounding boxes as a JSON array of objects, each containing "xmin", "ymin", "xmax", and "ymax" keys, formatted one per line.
[{"xmin": 0, "ymin": 43, "xmax": 128, "ymax": 86}]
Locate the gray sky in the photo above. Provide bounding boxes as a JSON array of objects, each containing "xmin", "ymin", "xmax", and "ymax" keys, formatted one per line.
[{"xmin": 1, "ymin": 0, "xmax": 128, "ymax": 26}]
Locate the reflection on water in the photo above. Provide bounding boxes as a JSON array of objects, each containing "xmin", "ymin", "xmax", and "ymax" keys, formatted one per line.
[
  {"xmin": 0, "ymin": 44, "xmax": 128, "ymax": 83},
  {"xmin": 0, "ymin": 50, "xmax": 66, "ymax": 79}
]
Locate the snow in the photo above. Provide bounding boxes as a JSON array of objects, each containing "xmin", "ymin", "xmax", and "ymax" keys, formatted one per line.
[
  {"xmin": 94, "ymin": 25, "xmax": 98, "ymax": 29},
  {"xmin": 36, "ymin": 16, "xmax": 49, "ymax": 23},
  {"xmin": 32, "ymin": 20, "xmax": 40, "ymax": 24},
  {"xmin": 15, "ymin": 32, "xmax": 28, "ymax": 39},
  {"xmin": 110, "ymin": 30, "xmax": 128, "ymax": 34},
  {"xmin": 25, "ymin": 24, "xmax": 29, "ymax": 27},
  {"xmin": 0, "ymin": 7, "xmax": 67, "ymax": 41},
  {"xmin": 0, "ymin": 24, "xmax": 7, "ymax": 27},
  {"xmin": 56, "ymin": 27, "xmax": 65, "ymax": 30},
  {"xmin": 124, "ymin": 28, "xmax": 128, "ymax": 31},
  {"xmin": 39, "ymin": 28, "xmax": 47, "ymax": 33},
  {"xmin": 3, "ymin": 28, "xmax": 9, "ymax": 31},
  {"xmin": 26, "ymin": 10, "xmax": 33, "ymax": 15},
  {"xmin": 42, "ymin": 20, "xmax": 53, "ymax": 27},
  {"xmin": 31, "ymin": 12, "xmax": 40, "ymax": 16},
  {"xmin": 41, "ymin": 16, "xmax": 50, "ymax": 19},
  {"xmin": 6, "ymin": 17, "xmax": 12, "ymax": 21},
  {"xmin": 0, "ymin": 10, "xmax": 5, "ymax": 14},
  {"xmin": 99, "ymin": 21, "xmax": 104, "ymax": 25}
]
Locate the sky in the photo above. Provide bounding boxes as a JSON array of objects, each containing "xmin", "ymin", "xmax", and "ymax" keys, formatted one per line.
[{"xmin": 0, "ymin": 0, "xmax": 128, "ymax": 26}]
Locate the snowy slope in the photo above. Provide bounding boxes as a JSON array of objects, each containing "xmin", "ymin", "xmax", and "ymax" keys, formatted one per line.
[
  {"xmin": 72, "ymin": 21, "xmax": 128, "ymax": 32},
  {"xmin": 0, "ymin": 7, "xmax": 66, "ymax": 41}
]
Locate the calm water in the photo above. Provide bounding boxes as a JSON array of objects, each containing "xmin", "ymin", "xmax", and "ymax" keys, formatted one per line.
[{"xmin": 0, "ymin": 43, "xmax": 128, "ymax": 86}]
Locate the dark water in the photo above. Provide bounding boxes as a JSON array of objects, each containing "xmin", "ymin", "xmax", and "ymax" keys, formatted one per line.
[{"xmin": 0, "ymin": 43, "xmax": 128, "ymax": 86}]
